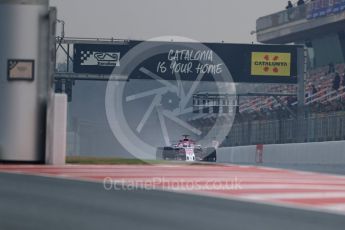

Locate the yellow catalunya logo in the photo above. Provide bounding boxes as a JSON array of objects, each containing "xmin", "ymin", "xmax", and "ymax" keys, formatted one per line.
[{"xmin": 251, "ymin": 52, "xmax": 291, "ymax": 76}]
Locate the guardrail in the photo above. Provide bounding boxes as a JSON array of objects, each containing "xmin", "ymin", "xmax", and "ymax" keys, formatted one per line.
[
  {"xmin": 218, "ymin": 140, "xmax": 345, "ymax": 164},
  {"xmin": 223, "ymin": 112, "xmax": 345, "ymax": 147},
  {"xmin": 256, "ymin": 4, "xmax": 307, "ymax": 32}
]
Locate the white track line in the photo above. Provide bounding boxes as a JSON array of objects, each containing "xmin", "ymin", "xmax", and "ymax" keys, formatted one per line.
[
  {"xmin": 324, "ymin": 203, "xmax": 345, "ymax": 212},
  {"xmin": 241, "ymin": 192, "xmax": 345, "ymax": 200}
]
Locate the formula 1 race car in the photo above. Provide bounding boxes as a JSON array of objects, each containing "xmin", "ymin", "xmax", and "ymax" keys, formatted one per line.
[{"xmin": 156, "ymin": 135, "xmax": 217, "ymax": 162}]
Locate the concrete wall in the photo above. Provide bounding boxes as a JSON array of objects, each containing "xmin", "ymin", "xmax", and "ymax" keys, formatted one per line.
[
  {"xmin": 0, "ymin": 0, "xmax": 51, "ymax": 161},
  {"xmin": 217, "ymin": 141, "xmax": 345, "ymax": 164},
  {"xmin": 45, "ymin": 94, "xmax": 67, "ymax": 165}
]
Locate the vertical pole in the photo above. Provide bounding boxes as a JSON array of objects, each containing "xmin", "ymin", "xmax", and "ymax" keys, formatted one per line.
[
  {"xmin": 49, "ymin": 8, "xmax": 57, "ymax": 90},
  {"xmin": 297, "ymin": 46, "xmax": 306, "ymax": 142},
  {"xmin": 67, "ymin": 43, "xmax": 70, "ymax": 72},
  {"xmin": 297, "ymin": 47, "xmax": 305, "ymax": 113},
  {"xmin": 236, "ymin": 96, "xmax": 240, "ymax": 114}
]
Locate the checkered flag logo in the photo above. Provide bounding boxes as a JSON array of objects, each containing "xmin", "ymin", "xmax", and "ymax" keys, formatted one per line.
[
  {"xmin": 81, "ymin": 51, "xmax": 93, "ymax": 62},
  {"xmin": 80, "ymin": 51, "xmax": 120, "ymax": 67}
]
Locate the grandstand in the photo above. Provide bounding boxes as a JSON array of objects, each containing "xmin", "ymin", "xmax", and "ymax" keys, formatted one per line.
[
  {"xmin": 238, "ymin": 63, "xmax": 345, "ymax": 117},
  {"xmin": 221, "ymin": 0, "xmax": 345, "ymax": 147}
]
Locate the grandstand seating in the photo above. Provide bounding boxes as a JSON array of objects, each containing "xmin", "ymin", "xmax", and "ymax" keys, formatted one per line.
[
  {"xmin": 191, "ymin": 63, "xmax": 345, "ymax": 138},
  {"xmin": 238, "ymin": 63, "xmax": 345, "ymax": 119}
]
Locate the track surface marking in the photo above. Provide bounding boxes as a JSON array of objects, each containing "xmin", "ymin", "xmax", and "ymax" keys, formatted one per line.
[{"xmin": 1, "ymin": 164, "xmax": 345, "ymax": 215}]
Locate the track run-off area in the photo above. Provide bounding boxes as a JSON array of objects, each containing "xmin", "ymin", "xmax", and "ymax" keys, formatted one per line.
[{"xmin": 1, "ymin": 163, "xmax": 345, "ymax": 215}]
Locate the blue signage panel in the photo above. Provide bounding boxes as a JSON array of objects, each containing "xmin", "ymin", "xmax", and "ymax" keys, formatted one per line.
[{"xmin": 307, "ymin": 0, "xmax": 345, "ymax": 20}]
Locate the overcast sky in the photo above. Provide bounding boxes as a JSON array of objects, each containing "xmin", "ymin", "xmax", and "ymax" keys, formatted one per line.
[{"xmin": 50, "ymin": 0, "xmax": 290, "ymax": 43}]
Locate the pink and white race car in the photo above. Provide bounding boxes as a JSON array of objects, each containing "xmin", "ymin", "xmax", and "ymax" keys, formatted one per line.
[{"xmin": 156, "ymin": 135, "xmax": 217, "ymax": 162}]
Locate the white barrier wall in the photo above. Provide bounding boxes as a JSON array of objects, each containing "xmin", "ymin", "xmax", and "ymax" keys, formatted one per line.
[
  {"xmin": 218, "ymin": 141, "xmax": 345, "ymax": 164},
  {"xmin": 45, "ymin": 93, "xmax": 67, "ymax": 165}
]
